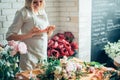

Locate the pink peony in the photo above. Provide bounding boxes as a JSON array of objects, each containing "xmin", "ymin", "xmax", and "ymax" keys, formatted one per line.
[
  {"xmin": 8, "ymin": 40, "xmax": 18, "ymax": 51},
  {"xmin": 8, "ymin": 40, "xmax": 27, "ymax": 56},
  {"xmin": 18, "ymin": 42, "xmax": 27, "ymax": 54}
]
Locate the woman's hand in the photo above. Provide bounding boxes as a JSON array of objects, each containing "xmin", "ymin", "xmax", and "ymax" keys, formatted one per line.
[
  {"xmin": 46, "ymin": 25, "xmax": 56, "ymax": 37},
  {"xmin": 47, "ymin": 25, "xmax": 56, "ymax": 31},
  {"xmin": 28, "ymin": 26, "xmax": 42, "ymax": 36},
  {"xmin": 28, "ymin": 25, "xmax": 56, "ymax": 37}
]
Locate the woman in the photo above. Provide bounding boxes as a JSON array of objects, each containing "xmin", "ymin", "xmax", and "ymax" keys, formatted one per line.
[{"xmin": 6, "ymin": 0, "xmax": 55, "ymax": 70}]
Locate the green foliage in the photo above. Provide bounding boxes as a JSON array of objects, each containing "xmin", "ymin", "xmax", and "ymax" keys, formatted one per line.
[
  {"xmin": 87, "ymin": 61, "xmax": 106, "ymax": 68},
  {"xmin": 0, "ymin": 47, "xmax": 20, "ymax": 80},
  {"xmin": 37, "ymin": 58, "xmax": 60, "ymax": 80}
]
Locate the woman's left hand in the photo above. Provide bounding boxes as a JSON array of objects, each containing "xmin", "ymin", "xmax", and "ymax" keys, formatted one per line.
[
  {"xmin": 46, "ymin": 25, "xmax": 56, "ymax": 36},
  {"xmin": 47, "ymin": 25, "xmax": 56, "ymax": 31}
]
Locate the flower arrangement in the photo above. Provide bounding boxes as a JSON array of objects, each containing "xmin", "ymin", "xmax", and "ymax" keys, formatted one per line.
[
  {"xmin": 36, "ymin": 56, "xmax": 117, "ymax": 80},
  {"xmin": 104, "ymin": 40, "xmax": 120, "ymax": 60},
  {"xmin": 0, "ymin": 40, "xmax": 27, "ymax": 80},
  {"xmin": 47, "ymin": 32, "xmax": 78, "ymax": 58}
]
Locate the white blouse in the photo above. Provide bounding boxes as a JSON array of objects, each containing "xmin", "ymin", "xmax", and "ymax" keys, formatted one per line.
[{"xmin": 6, "ymin": 7, "xmax": 49, "ymax": 70}]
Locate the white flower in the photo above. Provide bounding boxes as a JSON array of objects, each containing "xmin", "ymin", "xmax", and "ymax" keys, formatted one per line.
[
  {"xmin": 66, "ymin": 61, "xmax": 77, "ymax": 72},
  {"xmin": 6, "ymin": 62, "xmax": 10, "ymax": 66},
  {"xmin": 54, "ymin": 66, "xmax": 62, "ymax": 74},
  {"xmin": 76, "ymin": 63, "xmax": 82, "ymax": 71},
  {"xmin": 104, "ymin": 40, "xmax": 120, "ymax": 59},
  {"xmin": 15, "ymin": 63, "xmax": 18, "ymax": 68}
]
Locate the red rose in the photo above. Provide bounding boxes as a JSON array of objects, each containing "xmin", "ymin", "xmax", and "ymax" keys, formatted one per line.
[
  {"xmin": 55, "ymin": 33, "xmax": 65, "ymax": 39},
  {"xmin": 68, "ymin": 49, "xmax": 74, "ymax": 56},
  {"xmin": 64, "ymin": 42, "xmax": 71, "ymax": 53},
  {"xmin": 64, "ymin": 32, "xmax": 74, "ymax": 43},
  {"xmin": 57, "ymin": 42, "xmax": 64, "ymax": 49},
  {"xmin": 48, "ymin": 49, "xmax": 60, "ymax": 58},
  {"xmin": 60, "ymin": 48, "xmax": 69, "ymax": 56},
  {"xmin": 47, "ymin": 49, "xmax": 51, "ymax": 57},
  {"xmin": 52, "ymin": 36, "xmax": 59, "ymax": 41},
  {"xmin": 48, "ymin": 40, "xmax": 54, "ymax": 47},
  {"xmin": 51, "ymin": 41, "xmax": 58, "ymax": 48},
  {"xmin": 71, "ymin": 42, "xmax": 78, "ymax": 50},
  {"xmin": 47, "ymin": 32, "xmax": 78, "ymax": 58}
]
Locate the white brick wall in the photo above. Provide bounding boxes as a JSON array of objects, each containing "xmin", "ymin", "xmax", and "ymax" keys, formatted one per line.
[
  {"xmin": 0, "ymin": 3, "xmax": 11, "ymax": 8},
  {"xmin": 0, "ymin": 0, "xmax": 19, "ymax": 40},
  {"xmin": 1, "ymin": 0, "xmax": 16, "ymax": 2},
  {"xmin": 58, "ymin": 0, "xmax": 79, "ymax": 43}
]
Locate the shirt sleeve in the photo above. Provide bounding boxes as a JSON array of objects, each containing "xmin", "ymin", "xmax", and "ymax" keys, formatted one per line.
[{"xmin": 6, "ymin": 10, "xmax": 24, "ymax": 38}]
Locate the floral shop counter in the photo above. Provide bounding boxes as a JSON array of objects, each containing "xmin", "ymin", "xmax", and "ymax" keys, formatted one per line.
[{"xmin": 16, "ymin": 57, "xmax": 120, "ymax": 80}]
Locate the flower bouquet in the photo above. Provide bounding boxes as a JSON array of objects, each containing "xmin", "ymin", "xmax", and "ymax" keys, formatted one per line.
[
  {"xmin": 47, "ymin": 32, "xmax": 78, "ymax": 59},
  {"xmin": 104, "ymin": 40, "xmax": 120, "ymax": 60},
  {"xmin": 0, "ymin": 40, "xmax": 27, "ymax": 80},
  {"xmin": 104, "ymin": 40, "xmax": 120, "ymax": 68},
  {"xmin": 36, "ymin": 56, "xmax": 118, "ymax": 80}
]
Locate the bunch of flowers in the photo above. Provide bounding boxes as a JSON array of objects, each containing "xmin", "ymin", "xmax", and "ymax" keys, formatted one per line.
[
  {"xmin": 104, "ymin": 40, "xmax": 120, "ymax": 60},
  {"xmin": 0, "ymin": 40, "xmax": 27, "ymax": 80},
  {"xmin": 47, "ymin": 32, "xmax": 78, "ymax": 58},
  {"xmin": 37, "ymin": 56, "xmax": 83, "ymax": 80},
  {"xmin": 36, "ymin": 56, "xmax": 115, "ymax": 80}
]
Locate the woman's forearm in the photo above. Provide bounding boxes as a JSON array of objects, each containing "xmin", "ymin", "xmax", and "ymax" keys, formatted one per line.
[{"xmin": 6, "ymin": 33, "xmax": 34, "ymax": 41}]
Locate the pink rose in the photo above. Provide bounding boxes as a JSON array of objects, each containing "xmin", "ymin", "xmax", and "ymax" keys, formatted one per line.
[
  {"xmin": 8, "ymin": 40, "xmax": 27, "ymax": 56},
  {"xmin": 18, "ymin": 42, "xmax": 27, "ymax": 54},
  {"xmin": 8, "ymin": 40, "xmax": 18, "ymax": 52}
]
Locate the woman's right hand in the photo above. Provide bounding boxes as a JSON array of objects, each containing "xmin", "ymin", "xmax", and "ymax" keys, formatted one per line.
[{"xmin": 28, "ymin": 26, "xmax": 42, "ymax": 37}]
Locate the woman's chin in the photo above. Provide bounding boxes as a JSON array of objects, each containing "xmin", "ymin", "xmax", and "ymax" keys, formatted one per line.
[{"xmin": 34, "ymin": 9, "xmax": 39, "ymax": 13}]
